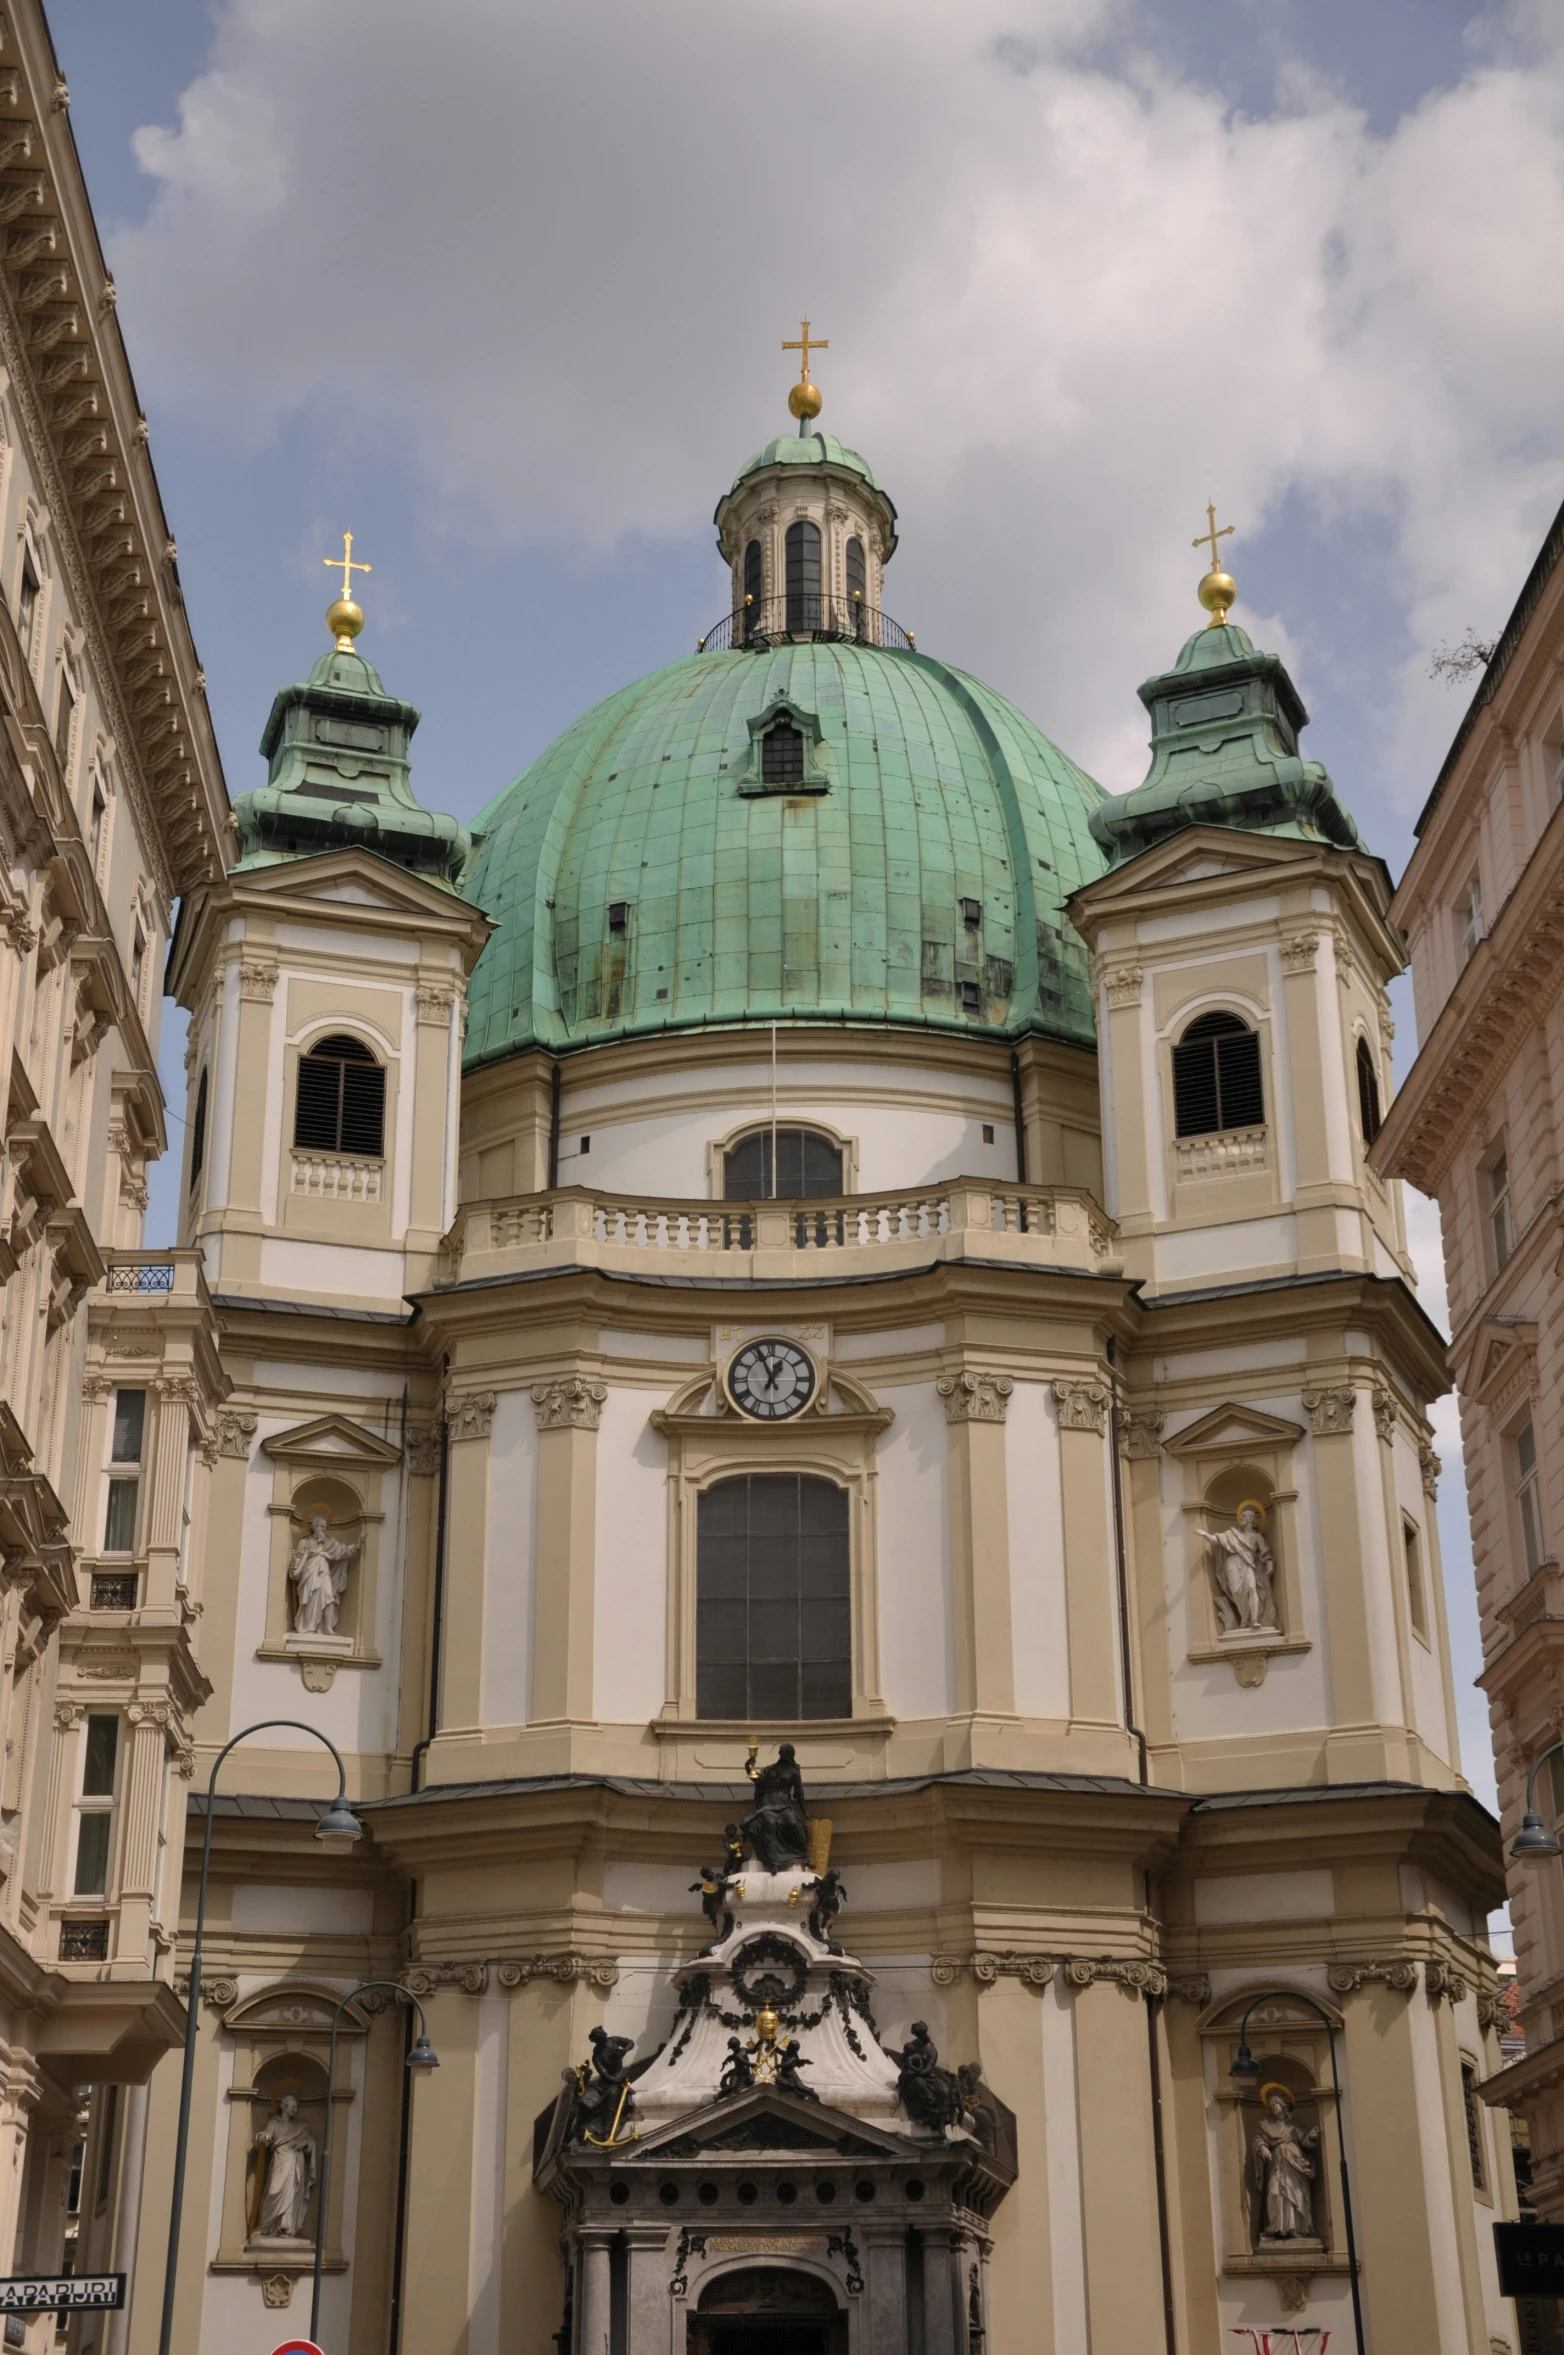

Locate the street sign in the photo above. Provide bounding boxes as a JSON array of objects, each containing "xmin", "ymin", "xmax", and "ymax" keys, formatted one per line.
[
  {"xmin": 0, "ymin": 2278, "xmax": 124, "ymax": 2314},
  {"xmin": 1496, "ymin": 2222, "xmax": 1564, "ymax": 2298},
  {"xmin": 269, "ymin": 2339, "xmax": 325, "ymax": 2355}
]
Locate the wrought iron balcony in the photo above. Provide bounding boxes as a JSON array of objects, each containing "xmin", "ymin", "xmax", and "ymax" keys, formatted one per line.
[{"xmin": 696, "ymin": 594, "xmax": 916, "ymax": 655}]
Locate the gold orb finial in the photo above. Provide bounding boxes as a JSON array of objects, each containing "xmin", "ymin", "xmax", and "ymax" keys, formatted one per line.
[
  {"xmin": 782, "ymin": 317, "xmax": 828, "ymax": 426},
  {"xmin": 1192, "ymin": 500, "xmax": 1237, "ymax": 629},
  {"xmin": 322, "ymin": 531, "xmax": 372, "ymax": 651}
]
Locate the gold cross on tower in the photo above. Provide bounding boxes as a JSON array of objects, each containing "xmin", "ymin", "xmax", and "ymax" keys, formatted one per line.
[
  {"xmin": 322, "ymin": 531, "xmax": 371, "ymax": 649},
  {"xmin": 783, "ymin": 319, "xmax": 828, "ymax": 422},
  {"xmin": 1191, "ymin": 500, "xmax": 1238, "ymax": 628}
]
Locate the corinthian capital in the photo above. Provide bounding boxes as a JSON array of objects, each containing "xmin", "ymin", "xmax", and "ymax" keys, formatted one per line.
[
  {"xmin": 1052, "ymin": 1379, "xmax": 1109, "ymax": 1435},
  {"xmin": 937, "ymin": 1370, "xmax": 1013, "ymax": 1425},
  {"xmin": 448, "ymin": 1391, "xmax": 497, "ymax": 1442},
  {"xmin": 531, "ymin": 1378, "xmax": 607, "ymax": 1433}
]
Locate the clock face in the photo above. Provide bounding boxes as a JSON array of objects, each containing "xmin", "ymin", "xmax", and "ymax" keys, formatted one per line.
[{"xmin": 726, "ymin": 1338, "xmax": 818, "ymax": 1421}]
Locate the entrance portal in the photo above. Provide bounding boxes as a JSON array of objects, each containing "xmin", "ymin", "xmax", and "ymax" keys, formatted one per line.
[{"xmin": 688, "ymin": 2268, "xmax": 846, "ymax": 2355}]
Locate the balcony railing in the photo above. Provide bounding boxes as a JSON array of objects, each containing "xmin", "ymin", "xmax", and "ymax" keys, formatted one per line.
[
  {"xmin": 697, "ymin": 595, "xmax": 916, "ymax": 655},
  {"xmin": 290, "ymin": 1151, "xmax": 383, "ymax": 1203},
  {"xmin": 438, "ymin": 1180, "xmax": 1119, "ymax": 1288},
  {"xmin": 1174, "ymin": 1126, "xmax": 1268, "ymax": 1181}
]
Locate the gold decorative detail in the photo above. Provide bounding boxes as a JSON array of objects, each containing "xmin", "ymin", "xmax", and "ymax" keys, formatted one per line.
[
  {"xmin": 782, "ymin": 318, "xmax": 827, "ymax": 421},
  {"xmin": 323, "ymin": 530, "xmax": 372, "ymax": 649},
  {"xmin": 1302, "ymin": 1386, "xmax": 1355, "ymax": 1437},
  {"xmin": 1193, "ymin": 499, "xmax": 1237, "ymax": 627},
  {"xmin": 531, "ymin": 1377, "xmax": 607, "ymax": 1433},
  {"xmin": 807, "ymin": 1817, "xmax": 832, "ymax": 1873},
  {"xmin": 938, "ymin": 1369, "xmax": 1013, "ymax": 1425},
  {"xmin": 1052, "ymin": 1378, "xmax": 1110, "ymax": 1435}
]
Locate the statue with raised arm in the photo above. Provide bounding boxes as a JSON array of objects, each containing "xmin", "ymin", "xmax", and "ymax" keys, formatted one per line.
[
  {"xmin": 740, "ymin": 1742, "xmax": 811, "ymax": 1872},
  {"xmin": 251, "ymin": 2091, "xmax": 316, "ymax": 2240},
  {"xmin": 1249, "ymin": 2087, "xmax": 1319, "ymax": 2240},
  {"xmin": 288, "ymin": 1511, "xmax": 362, "ymax": 1638},
  {"xmin": 1198, "ymin": 1503, "xmax": 1279, "ymax": 1634}
]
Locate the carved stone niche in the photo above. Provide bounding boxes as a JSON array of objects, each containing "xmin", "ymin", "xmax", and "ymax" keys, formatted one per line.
[
  {"xmin": 1164, "ymin": 1403, "xmax": 1311, "ymax": 1686},
  {"xmin": 1200, "ymin": 1990, "xmax": 1352, "ymax": 2286},
  {"xmin": 256, "ymin": 1415, "xmax": 400, "ymax": 1687},
  {"xmin": 211, "ymin": 1984, "xmax": 371, "ymax": 2280}
]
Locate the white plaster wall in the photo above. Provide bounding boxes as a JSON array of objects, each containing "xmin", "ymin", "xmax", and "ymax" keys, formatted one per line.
[
  {"xmin": 1040, "ymin": 1978, "xmax": 1088, "ymax": 2355},
  {"xmin": 1393, "ymin": 1434, "xmax": 1456, "ymax": 1767},
  {"xmin": 466, "ymin": 1988, "xmax": 508, "ymax": 2355},
  {"xmin": 874, "ymin": 1383, "xmax": 953, "ymax": 1719},
  {"xmin": 258, "ymin": 1238, "xmax": 408, "ymax": 1300},
  {"xmin": 1152, "ymin": 1215, "xmax": 1300, "ymax": 1285},
  {"xmin": 1351, "ymin": 1406, "xmax": 1407, "ymax": 1728},
  {"xmin": 593, "ymin": 1386, "xmax": 670, "ymax": 1724},
  {"xmin": 481, "ymin": 1390, "xmax": 537, "ymax": 1728},
  {"xmin": 1192, "ymin": 1870, "xmax": 1334, "ymax": 1925},
  {"xmin": 230, "ymin": 1883, "xmax": 374, "ymax": 1935},
  {"xmin": 1005, "ymin": 1381, "xmax": 1071, "ymax": 1719}
]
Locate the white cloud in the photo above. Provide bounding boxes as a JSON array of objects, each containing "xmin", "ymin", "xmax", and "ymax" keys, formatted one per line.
[{"xmin": 108, "ymin": 0, "xmax": 1564, "ymax": 805}]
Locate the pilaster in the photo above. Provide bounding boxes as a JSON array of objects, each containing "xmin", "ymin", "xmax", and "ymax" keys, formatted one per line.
[
  {"xmin": 939, "ymin": 1370, "xmax": 1015, "ymax": 1720},
  {"xmin": 1053, "ymin": 1380, "xmax": 1121, "ymax": 1732},
  {"xmin": 530, "ymin": 1379, "xmax": 606, "ymax": 1725},
  {"xmin": 434, "ymin": 1393, "xmax": 496, "ymax": 1737}
]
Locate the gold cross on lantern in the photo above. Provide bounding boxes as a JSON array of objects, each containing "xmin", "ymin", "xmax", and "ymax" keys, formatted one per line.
[
  {"xmin": 1192, "ymin": 501, "xmax": 1234, "ymax": 571},
  {"xmin": 782, "ymin": 319, "xmax": 828, "ymax": 384},
  {"xmin": 323, "ymin": 531, "xmax": 372, "ymax": 602}
]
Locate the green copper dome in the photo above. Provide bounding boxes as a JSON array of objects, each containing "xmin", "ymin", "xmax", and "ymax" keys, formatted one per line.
[
  {"xmin": 463, "ymin": 641, "xmax": 1107, "ymax": 1066},
  {"xmin": 730, "ymin": 431, "xmax": 882, "ymax": 493}
]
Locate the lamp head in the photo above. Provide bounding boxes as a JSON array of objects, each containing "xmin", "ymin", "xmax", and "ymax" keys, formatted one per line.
[
  {"xmin": 315, "ymin": 1798, "xmax": 365, "ymax": 1852},
  {"xmin": 1229, "ymin": 2038, "xmax": 1262, "ymax": 2082},
  {"xmin": 407, "ymin": 2033, "xmax": 440, "ymax": 2070},
  {"xmin": 1511, "ymin": 1810, "xmax": 1563, "ymax": 1866}
]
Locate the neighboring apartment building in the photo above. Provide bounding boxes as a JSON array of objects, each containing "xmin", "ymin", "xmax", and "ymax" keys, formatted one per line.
[
  {"xmin": 0, "ymin": 0, "xmax": 231, "ymax": 2309},
  {"xmin": 1375, "ymin": 495, "xmax": 1564, "ymax": 2221}
]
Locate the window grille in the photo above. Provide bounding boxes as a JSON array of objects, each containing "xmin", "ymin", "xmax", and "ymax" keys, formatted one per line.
[
  {"xmin": 696, "ymin": 1473, "xmax": 851, "ymax": 1720},
  {"xmin": 761, "ymin": 721, "xmax": 805, "ymax": 785},
  {"xmin": 784, "ymin": 520, "xmax": 821, "ymax": 634},
  {"xmin": 293, "ymin": 1033, "xmax": 385, "ymax": 1157},
  {"xmin": 1356, "ymin": 1038, "xmax": 1382, "ymax": 1146},
  {"xmin": 723, "ymin": 1128, "xmax": 843, "ymax": 1201},
  {"xmin": 1171, "ymin": 1011, "xmax": 1264, "ymax": 1137},
  {"xmin": 72, "ymin": 1715, "xmax": 119, "ymax": 1897}
]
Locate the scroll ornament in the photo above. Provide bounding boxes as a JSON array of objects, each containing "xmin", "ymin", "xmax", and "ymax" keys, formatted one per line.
[
  {"xmin": 531, "ymin": 1378, "xmax": 608, "ymax": 1433},
  {"xmin": 937, "ymin": 1370, "xmax": 1013, "ymax": 1425},
  {"xmin": 1302, "ymin": 1387, "xmax": 1356, "ymax": 1437},
  {"xmin": 1326, "ymin": 1959, "xmax": 1417, "ymax": 1995},
  {"xmin": 401, "ymin": 1954, "xmax": 619, "ymax": 1997},
  {"xmin": 447, "ymin": 1390, "xmax": 497, "ymax": 1442},
  {"xmin": 1053, "ymin": 1379, "xmax": 1110, "ymax": 1435}
]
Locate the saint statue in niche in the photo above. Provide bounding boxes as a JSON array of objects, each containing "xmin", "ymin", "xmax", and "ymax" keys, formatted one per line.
[
  {"xmin": 1249, "ymin": 2087, "xmax": 1320, "ymax": 2242},
  {"xmin": 250, "ymin": 2091, "xmax": 317, "ymax": 2241},
  {"xmin": 1198, "ymin": 1501, "xmax": 1279, "ymax": 1634},
  {"xmin": 288, "ymin": 1510, "xmax": 362, "ymax": 1638}
]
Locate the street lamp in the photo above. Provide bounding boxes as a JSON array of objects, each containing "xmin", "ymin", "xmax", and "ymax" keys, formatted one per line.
[
  {"xmin": 310, "ymin": 1980, "xmax": 438, "ymax": 2342},
  {"xmin": 1228, "ymin": 1988, "xmax": 1366, "ymax": 2355},
  {"xmin": 157, "ymin": 1722, "xmax": 364, "ymax": 2355},
  {"xmin": 1510, "ymin": 1740, "xmax": 1564, "ymax": 1865}
]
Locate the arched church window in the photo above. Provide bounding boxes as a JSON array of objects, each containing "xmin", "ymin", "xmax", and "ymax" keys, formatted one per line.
[
  {"xmin": 760, "ymin": 718, "xmax": 805, "ymax": 786},
  {"xmin": 293, "ymin": 1033, "xmax": 385, "ymax": 1158},
  {"xmin": 1356, "ymin": 1037, "xmax": 1382, "ymax": 1146},
  {"xmin": 785, "ymin": 520, "xmax": 821, "ymax": 634},
  {"xmin": 696, "ymin": 1472, "xmax": 851, "ymax": 1720},
  {"xmin": 189, "ymin": 1067, "xmax": 208, "ymax": 1191},
  {"xmin": 743, "ymin": 539, "xmax": 763, "ymax": 644},
  {"xmin": 1171, "ymin": 1011, "xmax": 1263, "ymax": 1137},
  {"xmin": 724, "ymin": 1127, "xmax": 843, "ymax": 1200}
]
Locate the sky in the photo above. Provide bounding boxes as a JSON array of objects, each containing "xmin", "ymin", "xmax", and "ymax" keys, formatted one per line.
[{"xmin": 45, "ymin": 0, "xmax": 1564, "ymax": 1857}]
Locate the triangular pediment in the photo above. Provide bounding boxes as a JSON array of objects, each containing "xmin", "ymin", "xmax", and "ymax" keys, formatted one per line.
[
  {"xmin": 260, "ymin": 1413, "xmax": 404, "ymax": 1468},
  {"xmin": 1072, "ymin": 825, "xmax": 1320, "ymax": 912},
  {"xmin": 230, "ymin": 846, "xmax": 481, "ymax": 923},
  {"xmin": 1163, "ymin": 1401, "xmax": 1305, "ymax": 1457},
  {"xmin": 1462, "ymin": 1320, "xmax": 1540, "ymax": 1405},
  {"xmin": 627, "ymin": 2087, "xmax": 910, "ymax": 2162}
]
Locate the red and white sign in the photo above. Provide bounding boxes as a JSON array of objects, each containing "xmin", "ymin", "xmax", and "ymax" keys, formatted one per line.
[{"xmin": 270, "ymin": 2338, "xmax": 326, "ymax": 2355}]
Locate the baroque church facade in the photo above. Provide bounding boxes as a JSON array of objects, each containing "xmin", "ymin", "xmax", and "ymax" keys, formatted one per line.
[{"xmin": 87, "ymin": 375, "xmax": 1523, "ymax": 2355}]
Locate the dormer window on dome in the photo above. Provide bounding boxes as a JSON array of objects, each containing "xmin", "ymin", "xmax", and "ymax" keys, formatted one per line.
[{"xmin": 760, "ymin": 719, "xmax": 805, "ymax": 787}]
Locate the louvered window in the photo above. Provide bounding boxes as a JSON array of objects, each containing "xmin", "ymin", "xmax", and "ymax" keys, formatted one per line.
[
  {"xmin": 1356, "ymin": 1038, "xmax": 1382, "ymax": 1146},
  {"xmin": 1171, "ymin": 1012, "xmax": 1263, "ymax": 1138},
  {"xmin": 785, "ymin": 520, "xmax": 821, "ymax": 633},
  {"xmin": 761, "ymin": 721, "xmax": 805, "ymax": 785},
  {"xmin": 293, "ymin": 1033, "xmax": 385, "ymax": 1157},
  {"xmin": 189, "ymin": 1067, "xmax": 208, "ymax": 1190},
  {"xmin": 696, "ymin": 1473, "xmax": 851, "ymax": 1720},
  {"xmin": 724, "ymin": 1128, "xmax": 842, "ymax": 1200}
]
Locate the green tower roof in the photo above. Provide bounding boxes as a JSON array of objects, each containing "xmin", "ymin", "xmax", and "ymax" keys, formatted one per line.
[
  {"xmin": 730, "ymin": 430, "xmax": 882, "ymax": 493},
  {"xmin": 232, "ymin": 641, "xmax": 471, "ymax": 885},
  {"xmin": 463, "ymin": 640, "xmax": 1107, "ymax": 1065},
  {"xmin": 1088, "ymin": 620, "xmax": 1362, "ymax": 867}
]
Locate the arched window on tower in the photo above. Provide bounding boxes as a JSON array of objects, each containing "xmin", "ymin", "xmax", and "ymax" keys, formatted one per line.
[
  {"xmin": 1171, "ymin": 1011, "xmax": 1264, "ymax": 1138},
  {"xmin": 785, "ymin": 519, "xmax": 821, "ymax": 635},
  {"xmin": 724, "ymin": 1127, "xmax": 843, "ymax": 1200},
  {"xmin": 743, "ymin": 539, "xmax": 763, "ymax": 644},
  {"xmin": 1356, "ymin": 1037, "xmax": 1383, "ymax": 1147},
  {"xmin": 293, "ymin": 1033, "xmax": 386, "ymax": 1158},
  {"xmin": 846, "ymin": 535, "xmax": 867, "ymax": 635},
  {"xmin": 696, "ymin": 1472, "xmax": 851, "ymax": 1719}
]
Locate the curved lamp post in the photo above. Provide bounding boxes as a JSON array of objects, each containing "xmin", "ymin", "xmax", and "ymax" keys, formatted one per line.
[
  {"xmin": 310, "ymin": 1980, "xmax": 438, "ymax": 2341},
  {"xmin": 1228, "ymin": 1988, "xmax": 1366, "ymax": 2355},
  {"xmin": 157, "ymin": 1722, "xmax": 364, "ymax": 2355},
  {"xmin": 1509, "ymin": 1739, "xmax": 1564, "ymax": 1866}
]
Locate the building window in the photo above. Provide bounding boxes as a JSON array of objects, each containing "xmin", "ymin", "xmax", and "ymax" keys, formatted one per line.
[
  {"xmin": 103, "ymin": 1388, "xmax": 145, "ymax": 1554},
  {"xmin": 54, "ymin": 668, "xmax": 75, "ymax": 777},
  {"xmin": 16, "ymin": 548, "xmax": 38, "ymax": 657},
  {"xmin": 189, "ymin": 1067, "xmax": 209, "ymax": 1191},
  {"xmin": 1461, "ymin": 2060, "xmax": 1487, "ymax": 2192},
  {"xmin": 723, "ymin": 1128, "xmax": 843, "ymax": 1201},
  {"xmin": 94, "ymin": 2084, "xmax": 120, "ymax": 2213},
  {"xmin": 1488, "ymin": 1152, "xmax": 1516, "ymax": 1271},
  {"xmin": 760, "ymin": 718, "xmax": 805, "ymax": 786},
  {"xmin": 1356, "ymin": 1038, "xmax": 1382, "ymax": 1147},
  {"xmin": 1514, "ymin": 1420, "xmax": 1546, "ymax": 1575},
  {"xmin": 1403, "ymin": 1516, "xmax": 1429, "ymax": 1642},
  {"xmin": 130, "ymin": 924, "xmax": 146, "ymax": 1017},
  {"xmin": 1171, "ymin": 1011, "xmax": 1264, "ymax": 1137},
  {"xmin": 696, "ymin": 1472, "xmax": 851, "ymax": 1720},
  {"xmin": 846, "ymin": 535, "xmax": 866, "ymax": 615},
  {"xmin": 293, "ymin": 1033, "xmax": 385, "ymax": 1157},
  {"xmin": 785, "ymin": 520, "xmax": 821, "ymax": 634},
  {"xmin": 1457, "ymin": 872, "xmax": 1485, "ymax": 964},
  {"xmin": 87, "ymin": 764, "xmax": 106, "ymax": 869},
  {"xmin": 72, "ymin": 1715, "xmax": 119, "ymax": 1896},
  {"xmin": 743, "ymin": 538, "xmax": 763, "ymax": 643}
]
